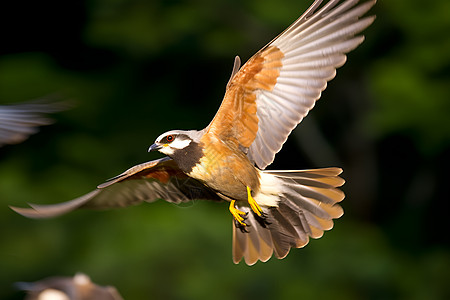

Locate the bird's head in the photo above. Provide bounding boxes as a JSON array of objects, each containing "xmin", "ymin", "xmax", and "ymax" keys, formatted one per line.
[{"xmin": 148, "ymin": 129, "xmax": 203, "ymax": 157}]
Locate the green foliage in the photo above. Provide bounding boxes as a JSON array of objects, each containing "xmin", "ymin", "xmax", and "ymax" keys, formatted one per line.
[{"xmin": 368, "ymin": 1, "xmax": 450, "ymax": 156}]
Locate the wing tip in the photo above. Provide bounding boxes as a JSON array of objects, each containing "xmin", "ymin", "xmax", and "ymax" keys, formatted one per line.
[
  {"xmin": 9, "ymin": 204, "xmax": 49, "ymax": 219},
  {"xmin": 9, "ymin": 190, "xmax": 101, "ymax": 219}
]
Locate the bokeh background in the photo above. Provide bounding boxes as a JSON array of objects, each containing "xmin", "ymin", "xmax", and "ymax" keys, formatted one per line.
[{"xmin": 1, "ymin": 0, "xmax": 449, "ymax": 299}]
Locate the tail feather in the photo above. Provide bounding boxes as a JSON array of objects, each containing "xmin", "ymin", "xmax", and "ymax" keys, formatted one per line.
[
  {"xmin": 232, "ymin": 167, "xmax": 344, "ymax": 265},
  {"xmin": 252, "ymin": 218, "xmax": 275, "ymax": 259},
  {"xmin": 280, "ymin": 175, "xmax": 344, "ymax": 189},
  {"xmin": 277, "ymin": 200, "xmax": 310, "ymax": 242},
  {"xmin": 232, "ymin": 207, "xmax": 275, "ymax": 265},
  {"xmin": 289, "ymin": 184, "xmax": 345, "ymax": 205},
  {"xmin": 269, "ymin": 207, "xmax": 299, "ymax": 257}
]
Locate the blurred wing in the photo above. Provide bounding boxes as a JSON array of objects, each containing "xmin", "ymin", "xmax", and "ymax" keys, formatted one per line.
[
  {"xmin": 206, "ymin": 0, "xmax": 375, "ymax": 169},
  {"xmin": 10, "ymin": 157, "xmax": 221, "ymax": 219},
  {"xmin": 0, "ymin": 99, "xmax": 69, "ymax": 147}
]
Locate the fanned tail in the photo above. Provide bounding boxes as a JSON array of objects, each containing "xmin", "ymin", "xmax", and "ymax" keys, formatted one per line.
[{"xmin": 233, "ymin": 167, "xmax": 345, "ymax": 265}]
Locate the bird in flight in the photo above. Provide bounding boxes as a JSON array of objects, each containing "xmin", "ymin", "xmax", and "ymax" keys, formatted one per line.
[{"xmin": 11, "ymin": 0, "xmax": 375, "ymax": 265}]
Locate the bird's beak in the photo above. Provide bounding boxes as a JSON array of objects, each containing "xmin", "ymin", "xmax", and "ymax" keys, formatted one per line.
[{"xmin": 148, "ymin": 143, "xmax": 162, "ymax": 152}]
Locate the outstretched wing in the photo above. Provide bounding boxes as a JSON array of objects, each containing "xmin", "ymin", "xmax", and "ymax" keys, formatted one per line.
[
  {"xmin": 0, "ymin": 99, "xmax": 68, "ymax": 147},
  {"xmin": 10, "ymin": 157, "xmax": 221, "ymax": 219},
  {"xmin": 206, "ymin": 0, "xmax": 376, "ymax": 169}
]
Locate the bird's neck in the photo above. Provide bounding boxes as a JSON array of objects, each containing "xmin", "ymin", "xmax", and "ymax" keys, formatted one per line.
[{"xmin": 170, "ymin": 141, "xmax": 204, "ymax": 174}]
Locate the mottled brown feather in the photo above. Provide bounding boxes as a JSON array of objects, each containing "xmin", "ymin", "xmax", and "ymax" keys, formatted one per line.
[
  {"xmin": 206, "ymin": 46, "xmax": 284, "ymax": 149},
  {"xmin": 10, "ymin": 157, "xmax": 222, "ymax": 219},
  {"xmin": 98, "ymin": 157, "xmax": 186, "ymax": 188}
]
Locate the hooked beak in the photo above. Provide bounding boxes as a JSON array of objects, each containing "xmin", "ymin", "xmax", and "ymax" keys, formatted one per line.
[{"xmin": 148, "ymin": 143, "xmax": 162, "ymax": 152}]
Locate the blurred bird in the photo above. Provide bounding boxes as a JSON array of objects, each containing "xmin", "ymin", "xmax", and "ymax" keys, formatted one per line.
[
  {"xmin": 16, "ymin": 273, "xmax": 123, "ymax": 300},
  {"xmin": 0, "ymin": 99, "xmax": 68, "ymax": 147},
  {"xmin": 11, "ymin": 0, "xmax": 375, "ymax": 265}
]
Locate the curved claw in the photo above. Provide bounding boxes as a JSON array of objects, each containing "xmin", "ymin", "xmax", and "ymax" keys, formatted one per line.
[{"xmin": 235, "ymin": 219, "xmax": 250, "ymax": 233}]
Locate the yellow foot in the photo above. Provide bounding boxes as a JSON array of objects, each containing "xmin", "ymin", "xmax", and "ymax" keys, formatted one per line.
[
  {"xmin": 247, "ymin": 186, "xmax": 263, "ymax": 217},
  {"xmin": 229, "ymin": 200, "xmax": 247, "ymax": 227}
]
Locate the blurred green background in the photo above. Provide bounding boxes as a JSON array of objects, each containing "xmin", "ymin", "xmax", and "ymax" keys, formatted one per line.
[{"xmin": 1, "ymin": 0, "xmax": 449, "ymax": 299}]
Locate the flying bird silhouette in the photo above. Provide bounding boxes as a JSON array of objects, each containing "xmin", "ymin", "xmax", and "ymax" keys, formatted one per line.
[{"xmin": 11, "ymin": 0, "xmax": 375, "ymax": 265}]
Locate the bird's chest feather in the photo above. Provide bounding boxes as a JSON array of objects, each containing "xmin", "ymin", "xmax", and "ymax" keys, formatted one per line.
[{"xmin": 185, "ymin": 138, "xmax": 260, "ymax": 201}]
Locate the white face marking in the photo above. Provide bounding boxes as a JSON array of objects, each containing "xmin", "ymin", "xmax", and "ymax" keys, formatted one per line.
[
  {"xmin": 157, "ymin": 137, "xmax": 191, "ymax": 156},
  {"xmin": 159, "ymin": 146, "xmax": 175, "ymax": 156},
  {"xmin": 169, "ymin": 138, "xmax": 191, "ymax": 150}
]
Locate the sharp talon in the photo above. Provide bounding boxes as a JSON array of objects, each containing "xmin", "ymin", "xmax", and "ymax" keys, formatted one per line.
[
  {"xmin": 247, "ymin": 186, "xmax": 263, "ymax": 217},
  {"xmin": 229, "ymin": 200, "xmax": 248, "ymax": 227},
  {"xmin": 254, "ymin": 211, "xmax": 270, "ymax": 228},
  {"xmin": 260, "ymin": 211, "xmax": 269, "ymax": 221},
  {"xmin": 235, "ymin": 219, "xmax": 250, "ymax": 233}
]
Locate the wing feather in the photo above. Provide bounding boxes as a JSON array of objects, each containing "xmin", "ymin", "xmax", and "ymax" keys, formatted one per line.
[
  {"xmin": 10, "ymin": 157, "xmax": 221, "ymax": 219},
  {"xmin": 205, "ymin": 0, "xmax": 375, "ymax": 169},
  {"xmin": 282, "ymin": 54, "xmax": 347, "ymax": 69}
]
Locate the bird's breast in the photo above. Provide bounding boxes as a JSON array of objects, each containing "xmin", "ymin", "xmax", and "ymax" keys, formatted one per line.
[{"xmin": 187, "ymin": 139, "xmax": 260, "ymax": 201}]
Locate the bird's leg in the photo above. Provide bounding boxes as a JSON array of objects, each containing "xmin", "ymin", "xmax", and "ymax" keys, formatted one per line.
[
  {"xmin": 229, "ymin": 200, "xmax": 248, "ymax": 227},
  {"xmin": 247, "ymin": 186, "xmax": 263, "ymax": 217}
]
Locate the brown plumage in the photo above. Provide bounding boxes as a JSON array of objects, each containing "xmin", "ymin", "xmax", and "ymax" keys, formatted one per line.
[{"xmin": 11, "ymin": 0, "xmax": 375, "ymax": 265}]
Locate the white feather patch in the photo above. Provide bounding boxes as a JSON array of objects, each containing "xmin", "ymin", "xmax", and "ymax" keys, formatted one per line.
[
  {"xmin": 159, "ymin": 146, "xmax": 175, "ymax": 156},
  {"xmin": 170, "ymin": 138, "xmax": 192, "ymax": 149},
  {"xmin": 159, "ymin": 138, "xmax": 191, "ymax": 156},
  {"xmin": 254, "ymin": 172, "xmax": 283, "ymax": 207}
]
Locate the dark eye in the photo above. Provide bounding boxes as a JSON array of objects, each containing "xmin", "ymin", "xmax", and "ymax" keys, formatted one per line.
[{"xmin": 165, "ymin": 135, "xmax": 174, "ymax": 143}]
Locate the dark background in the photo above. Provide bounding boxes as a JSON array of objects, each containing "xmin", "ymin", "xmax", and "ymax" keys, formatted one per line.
[{"xmin": 1, "ymin": 0, "xmax": 449, "ymax": 299}]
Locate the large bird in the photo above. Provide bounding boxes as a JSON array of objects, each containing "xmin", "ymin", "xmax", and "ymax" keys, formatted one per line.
[{"xmin": 11, "ymin": 0, "xmax": 375, "ymax": 265}]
